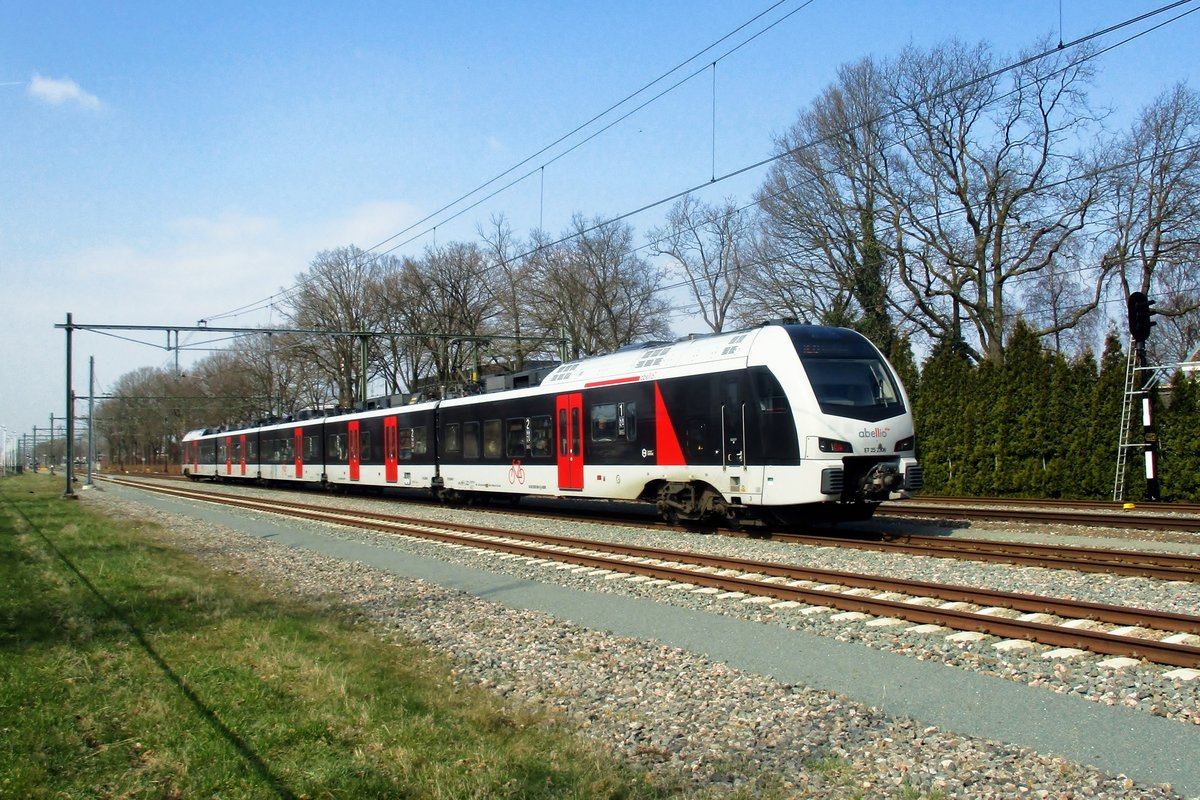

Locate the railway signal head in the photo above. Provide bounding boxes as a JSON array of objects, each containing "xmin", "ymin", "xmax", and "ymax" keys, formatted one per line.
[{"xmin": 1127, "ymin": 291, "xmax": 1157, "ymax": 342}]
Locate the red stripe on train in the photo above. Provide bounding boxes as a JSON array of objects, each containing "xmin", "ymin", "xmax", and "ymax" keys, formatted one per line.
[
  {"xmin": 584, "ymin": 375, "xmax": 640, "ymax": 388},
  {"xmin": 654, "ymin": 383, "xmax": 686, "ymax": 466}
]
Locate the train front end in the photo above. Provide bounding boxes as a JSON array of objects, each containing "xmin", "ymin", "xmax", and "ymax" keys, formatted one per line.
[{"xmin": 763, "ymin": 325, "xmax": 922, "ymax": 522}]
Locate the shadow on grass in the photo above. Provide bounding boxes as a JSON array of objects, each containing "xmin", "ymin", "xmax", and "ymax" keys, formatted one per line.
[{"xmin": 4, "ymin": 496, "xmax": 300, "ymax": 800}]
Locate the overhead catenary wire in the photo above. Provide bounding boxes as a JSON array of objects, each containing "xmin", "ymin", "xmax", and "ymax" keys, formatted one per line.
[
  {"xmin": 512, "ymin": 2, "xmax": 1200, "ymax": 339},
  {"xmin": 506, "ymin": 0, "xmax": 1200, "ymax": 269},
  {"xmin": 201, "ymin": 0, "xmax": 815, "ymax": 324},
  {"xmin": 653, "ymin": 132, "xmax": 1200, "ymax": 330},
  {"xmin": 200, "ymin": 2, "xmax": 1198, "ymax": 347},
  {"xmin": 364, "ymin": 2, "xmax": 818, "ymax": 263},
  {"xmin": 358, "ymin": 0, "xmax": 812, "ymax": 259}
]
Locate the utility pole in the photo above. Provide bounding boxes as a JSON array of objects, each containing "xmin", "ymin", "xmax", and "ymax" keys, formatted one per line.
[
  {"xmin": 63, "ymin": 312, "xmax": 77, "ymax": 499},
  {"xmin": 358, "ymin": 332, "xmax": 369, "ymax": 405},
  {"xmin": 1128, "ymin": 292, "xmax": 1160, "ymax": 502},
  {"xmin": 87, "ymin": 356, "xmax": 96, "ymax": 487}
]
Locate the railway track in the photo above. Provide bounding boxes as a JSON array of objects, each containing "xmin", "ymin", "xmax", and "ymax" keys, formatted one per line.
[
  {"xmin": 104, "ymin": 474, "xmax": 1200, "ymax": 529},
  {"xmin": 896, "ymin": 494, "xmax": 1200, "ymax": 515},
  {"xmin": 445, "ymin": 502, "xmax": 1200, "ymax": 581},
  {"xmin": 104, "ymin": 473, "xmax": 1200, "ymax": 579},
  {"xmin": 105, "ymin": 476, "xmax": 1200, "ymax": 669},
  {"xmin": 880, "ymin": 497, "xmax": 1200, "ymax": 532},
  {"xmin": 765, "ymin": 530, "xmax": 1200, "ymax": 582}
]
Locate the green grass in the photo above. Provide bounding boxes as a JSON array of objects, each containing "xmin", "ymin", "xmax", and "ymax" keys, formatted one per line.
[{"xmin": 0, "ymin": 474, "xmax": 672, "ymax": 799}]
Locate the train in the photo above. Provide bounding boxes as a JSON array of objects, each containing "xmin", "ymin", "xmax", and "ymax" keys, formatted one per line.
[{"xmin": 182, "ymin": 322, "xmax": 922, "ymax": 526}]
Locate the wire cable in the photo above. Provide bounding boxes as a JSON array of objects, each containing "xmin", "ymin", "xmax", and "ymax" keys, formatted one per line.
[
  {"xmin": 202, "ymin": 0, "xmax": 813, "ymax": 323},
  {"xmin": 200, "ymin": 2, "xmax": 1199, "ymax": 354}
]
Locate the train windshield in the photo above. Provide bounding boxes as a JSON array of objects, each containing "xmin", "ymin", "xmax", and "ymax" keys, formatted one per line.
[{"xmin": 787, "ymin": 327, "xmax": 905, "ymax": 422}]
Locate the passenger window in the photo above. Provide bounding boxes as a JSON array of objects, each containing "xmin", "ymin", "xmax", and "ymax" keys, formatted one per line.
[
  {"xmin": 483, "ymin": 419, "xmax": 503, "ymax": 458},
  {"xmin": 506, "ymin": 418, "xmax": 527, "ymax": 458},
  {"xmin": 359, "ymin": 431, "xmax": 371, "ymax": 461},
  {"xmin": 463, "ymin": 422, "xmax": 480, "ymax": 459},
  {"xmin": 530, "ymin": 416, "xmax": 552, "ymax": 458},
  {"xmin": 753, "ymin": 371, "xmax": 790, "ymax": 413},
  {"xmin": 621, "ymin": 402, "xmax": 636, "ymax": 441},
  {"xmin": 412, "ymin": 426, "xmax": 427, "ymax": 456},
  {"xmin": 591, "ymin": 403, "xmax": 618, "ymax": 442},
  {"xmin": 328, "ymin": 434, "xmax": 347, "ymax": 461},
  {"xmin": 444, "ymin": 423, "xmax": 461, "ymax": 454},
  {"xmin": 398, "ymin": 428, "xmax": 414, "ymax": 460}
]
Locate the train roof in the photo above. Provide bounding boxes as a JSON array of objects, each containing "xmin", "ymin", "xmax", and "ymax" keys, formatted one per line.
[
  {"xmin": 186, "ymin": 324, "xmax": 876, "ymax": 429},
  {"xmin": 538, "ymin": 322, "xmax": 869, "ymax": 391}
]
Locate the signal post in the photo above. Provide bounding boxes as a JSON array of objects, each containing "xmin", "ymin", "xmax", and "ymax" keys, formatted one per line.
[{"xmin": 1126, "ymin": 291, "xmax": 1159, "ymax": 502}]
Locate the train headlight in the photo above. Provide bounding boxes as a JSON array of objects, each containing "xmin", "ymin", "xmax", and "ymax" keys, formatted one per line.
[
  {"xmin": 894, "ymin": 436, "xmax": 915, "ymax": 453},
  {"xmin": 818, "ymin": 437, "xmax": 853, "ymax": 453}
]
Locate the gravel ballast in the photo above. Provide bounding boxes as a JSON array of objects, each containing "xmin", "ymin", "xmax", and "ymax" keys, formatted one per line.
[{"xmin": 85, "ymin": 482, "xmax": 1198, "ymax": 799}]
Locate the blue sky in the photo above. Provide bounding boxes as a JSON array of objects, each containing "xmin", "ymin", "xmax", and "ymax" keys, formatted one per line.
[{"xmin": 2, "ymin": 1, "xmax": 1196, "ymax": 448}]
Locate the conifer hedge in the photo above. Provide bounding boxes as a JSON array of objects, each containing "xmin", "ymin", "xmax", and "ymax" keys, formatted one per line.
[{"xmin": 909, "ymin": 322, "xmax": 1200, "ymax": 502}]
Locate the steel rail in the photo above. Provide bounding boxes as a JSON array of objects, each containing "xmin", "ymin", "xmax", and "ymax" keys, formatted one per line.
[
  {"xmin": 106, "ymin": 475, "xmax": 1200, "ymax": 579},
  {"xmin": 892, "ymin": 495, "xmax": 1200, "ymax": 515},
  {"xmin": 765, "ymin": 531, "xmax": 1200, "ymax": 582},
  {"xmin": 878, "ymin": 503, "xmax": 1200, "ymax": 533},
  {"xmin": 105, "ymin": 477, "xmax": 1200, "ymax": 668}
]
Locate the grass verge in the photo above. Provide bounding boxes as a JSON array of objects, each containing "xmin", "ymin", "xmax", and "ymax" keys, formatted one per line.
[{"xmin": 0, "ymin": 474, "xmax": 672, "ymax": 799}]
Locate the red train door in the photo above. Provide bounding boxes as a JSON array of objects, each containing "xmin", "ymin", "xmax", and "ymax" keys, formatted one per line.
[
  {"xmin": 224, "ymin": 435, "xmax": 233, "ymax": 475},
  {"xmin": 294, "ymin": 427, "xmax": 304, "ymax": 478},
  {"xmin": 384, "ymin": 416, "xmax": 399, "ymax": 483},
  {"xmin": 239, "ymin": 434, "xmax": 248, "ymax": 476},
  {"xmin": 556, "ymin": 393, "xmax": 584, "ymax": 491},
  {"xmin": 348, "ymin": 420, "xmax": 361, "ymax": 481}
]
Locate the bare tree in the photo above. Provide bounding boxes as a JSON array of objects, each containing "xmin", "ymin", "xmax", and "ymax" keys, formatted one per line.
[
  {"xmin": 1100, "ymin": 82, "xmax": 1200, "ymax": 362},
  {"xmin": 525, "ymin": 229, "xmax": 591, "ymax": 358},
  {"xmin": 752, "ymin": 57, "xmax": 904, "ymax": 352},
  {"xmin": 187, "ymin": 349, "xmax": 266, "ymax": 424},
  {"xmin": 892, "ymin": 39, "xmax": 1104, "ymax": 359},
  {"xmin": 886, "ymin": 39, "xmax": 1103, "ymax": 364},
  {"xmin": 648, "ymin": 195, "xmax": 751, "ymax": 334},
  {"xmin": 373, "ymin": 258, "xmax": 432, "ymax": 396},
  {"xmin": 284, "ymin": 245, "xmax": 385, "ymax": 408},
  {"xmin": 478, "ymin": 215, "xmax": 547, "ymax": 369},
  {"xmin": 95, "ymin": 366, "xmax": 203, "ymax": 470},
  {"xmin": 1018, "ymin": 249, "xmax": 1101, "ymax": 357},
  {"xmin": 218, "ymin": 332, "xmax": 318, "ymax": 418},
  {"xmin": 528, "ymin": 215, "xmax": 670, "ymax": 359},
  {"xmin": 379, "ymin": 242, "xmax": 499, "ymax": 393}
]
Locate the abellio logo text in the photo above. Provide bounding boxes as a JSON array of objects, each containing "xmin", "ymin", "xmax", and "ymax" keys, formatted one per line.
[{"xmin": 859, "ymin": 426, "xmax": 891, "ymax": 439}]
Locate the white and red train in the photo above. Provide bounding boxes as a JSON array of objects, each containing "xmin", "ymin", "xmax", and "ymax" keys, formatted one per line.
[{"xmin": 182, "ymin": 323, "xmax": 922, "ymax": 526}]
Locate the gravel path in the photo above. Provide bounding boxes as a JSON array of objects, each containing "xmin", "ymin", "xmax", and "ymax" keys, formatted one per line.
[{"xmin": 84, "ymin": 483, "xmax": 1198, "ymax": 799}]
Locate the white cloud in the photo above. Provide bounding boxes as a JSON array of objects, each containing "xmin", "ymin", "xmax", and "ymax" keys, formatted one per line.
[
  {"xmin": 59, "ymin": 202, "xmax": 425, "ymax": 324},
  {"xmin": 2, "ymin": 200, "xmax": 432, "ymax": 434},
  {"xmin": 28, "ymin": 72, "xmax": 102, "ymax": 109}
]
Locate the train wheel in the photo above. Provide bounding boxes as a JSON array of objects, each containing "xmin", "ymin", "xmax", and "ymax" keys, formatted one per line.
[{"xmin": 656, "ymin": 481, "xmax": 728, "ymax": 527}]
